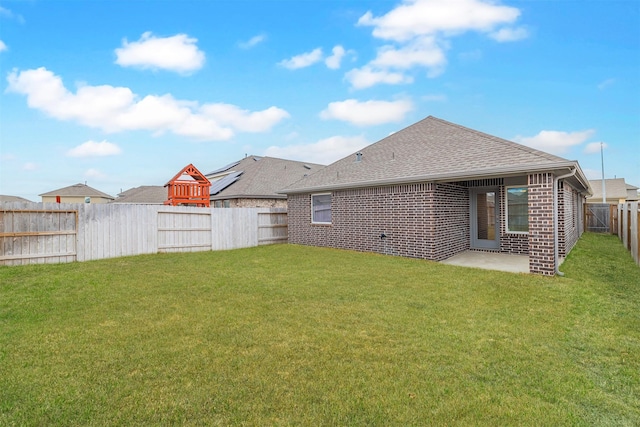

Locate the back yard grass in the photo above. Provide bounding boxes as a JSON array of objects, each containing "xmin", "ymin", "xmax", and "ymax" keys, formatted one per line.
[{"xmin": 1, "ymin": 232, "xmax": 638, "ymax": 426}]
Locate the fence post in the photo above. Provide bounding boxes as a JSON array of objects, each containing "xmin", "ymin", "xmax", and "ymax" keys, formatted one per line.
[
  {"xmin": 618, "ymin": 204, "xmax": 623, "ymax": 241},
  {"xmin": 630, "ymin": 201, "xmax": 638, "ymax": 264}
]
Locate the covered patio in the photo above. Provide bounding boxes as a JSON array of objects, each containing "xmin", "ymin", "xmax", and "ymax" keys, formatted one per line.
[{"xmin": 441, "ymin": 251, "xmax": 530, "ymax": 274}]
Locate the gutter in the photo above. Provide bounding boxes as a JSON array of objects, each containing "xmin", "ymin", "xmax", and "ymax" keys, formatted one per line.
[
  {"xmin": 280, "ymin": 161, "xmax": 584, "ymax": 195},
  {"xmin": 554, "ymin": 167, "xmax": 577, "ymax": 276}
]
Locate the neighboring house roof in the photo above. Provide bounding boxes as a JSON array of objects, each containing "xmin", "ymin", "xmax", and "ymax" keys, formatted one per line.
[
  {"xmin": 39, "ymin": 183, "xmax": 115, "ymax": 200},
  {"xmin": 626, "ymin": 184, "xmax": 639, "ymax": 201},
  {"xmin": 0, "ymin": 195, "xmax": 33, "ymax": 203},
  {"xmin": 283, "ymin": 116, "xmax": 591, "ymax": 194},
  {"xmin": 208, "ymin": 156, "xmax": 325, "ymax": 200},
  {"xmin": 111, "ymin": 186, "xmax": 167, "ymax": 204},
  {"xmin": 587, "ymin": 178, "xmax": 631, "ymax": 201}
]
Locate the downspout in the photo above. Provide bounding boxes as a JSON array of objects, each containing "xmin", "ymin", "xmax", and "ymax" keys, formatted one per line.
[{"xmin": 554, "ymin": 167, "xmax": 577, "ymax": 276}]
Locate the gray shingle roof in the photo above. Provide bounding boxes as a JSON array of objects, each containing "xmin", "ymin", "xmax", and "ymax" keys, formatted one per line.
[
  {"xmin": 0, "ymin": 195, "xmax": 34, "ymax": 203},
  {"xmin": 209, "ymin": 156, "xmax": 324, "ymax": 200},
  {"xmin": 283, "ymin": 116, "xmax": 589, "ymax": 194},
  {"xmin": 587, "ymin": 178, "xmax": 635, "ymax": 201},
  {"xmin": 39, "ymin": 183, "xmax": 114, "ymax": 199},
  {"xmin": 111, "ymin": 186, "xmax": 167, "ymax": 204}
]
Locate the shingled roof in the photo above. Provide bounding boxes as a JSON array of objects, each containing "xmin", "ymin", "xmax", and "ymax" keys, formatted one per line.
[
  {"xmin": 111, "ymin": 186, "xmax": 167, "ymax": 204},
  {"xmin": 209, "ymin": 156, "xmax": 324, "ymax": 200},
  {"xmin": 283, "ymin": 116, "xmax": 590, "ymax": 194},
  {"xmin": 588, "ymin": 178, "xmax": 638, "ymax": 201},
  {"xmin": 0, "ymin": 195, "xmax": 33, "ymax": 203},
  {"xmin": 39, "ymin": 183, "xmax": 114, "ymax": 199}
]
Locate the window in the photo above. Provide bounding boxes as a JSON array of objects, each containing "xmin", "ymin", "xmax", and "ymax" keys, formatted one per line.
[
  {"xmin": 506, "ymin": 187, "xmax": 528, "ymax": 232},
  {"xmin": 223, "ymin": 200, "xmax": 231, "ymax": 208},
  {"xmin": 214, "ymin": 200, "xmax": 222, "ymax": 208},
  {"xmin": 311, "ymin": 193, "xmax": 331, "ymax": 224}
]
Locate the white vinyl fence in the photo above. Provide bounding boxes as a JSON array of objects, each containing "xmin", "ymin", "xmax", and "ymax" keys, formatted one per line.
[{"xmin": 0, "ymin": 202, "xmax": 287, "ymax": 266}]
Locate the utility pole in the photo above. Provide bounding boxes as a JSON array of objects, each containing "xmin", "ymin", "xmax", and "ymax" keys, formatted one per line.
[{"xmin": 601, "ymin": 142, "xmax": 606, "ymax": 203}]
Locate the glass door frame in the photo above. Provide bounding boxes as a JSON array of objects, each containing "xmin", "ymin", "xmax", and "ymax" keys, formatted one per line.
[{"xmin": 470, "ymin": 187, "xmax": 500, "ymax": 250}]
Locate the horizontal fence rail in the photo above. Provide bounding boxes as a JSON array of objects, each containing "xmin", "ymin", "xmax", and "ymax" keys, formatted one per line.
[
  {"xmin": 0, "ymin": 202, "xmax": 287, "ymax": 266},
  {"xmin": 0, "ymin": 208, "xmax": 78, "ymax": 264}
]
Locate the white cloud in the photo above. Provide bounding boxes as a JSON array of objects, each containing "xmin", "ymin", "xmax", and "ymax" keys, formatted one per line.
[
  {"xmin": 371, "ymin": 36, "xmax": 447, "ymax": 76},
  {"xmin": 514, "ymin": 129, "xmax": 595, "ymax": 155},
  {"xmin": 239, "ymin": 34, "xmax": 267, "ymax": 49},
  {"xmin": 320, "ymin": 98, "xmax": 413, "ymax": 126},
  {"xmin": 345, "ymin": 66, "xmax": 413, "ymax": 90},
  {"xmin": 598, "ymin": 78, "xmax": 615, "ymax": 90},
  {"xmin": 325, "ymin": 45, "xmax": 347, "ymax": 69},
  {"xmin": 279, "ymin": 48, "xmax": 323, "ymax": 69},
  {"xmin": 351, "ymin": 0, "xmax": 526, "ymax": 88},
  {"xmin": 199, "ymin": 104, "xmax": 290, "ymax": 133},
  {"xmin": 115, "ymin": 32, "xmax": 205, "ymax": 74},
  {"xmin": 23, "ymin": 162, "xmax": 37, "ymax": 171},
  {"xmin": 0, "ymin": 40, "xmax": 7, "ymax": 52},
  {"xmin": 489, "ymin": 26, "xmax": 529, "ymax": 42},
  {"xmin": 264, "ymin": 135, "xmax": 370, "ymax": 165},
  {"xmin": 358, "ymin": 0, "xmax": 521, "ymax": 42},
  {"xmin": 67, "ymin": 140, "xmax": 122, "ymax": 157},
  {"xmin": 0, "ymin": 6, "xmax": 25, "ymax": 24},
  {"xmin": 584, "ymin": 142, "xmax": 607, "ymax": 154},
  {"xmin": 7, "ymin": 67, "xmax": 289, "ymax": 141}
]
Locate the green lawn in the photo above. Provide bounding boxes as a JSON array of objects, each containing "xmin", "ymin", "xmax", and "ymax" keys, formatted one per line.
[{"xmin": 1, "ymin": 232, "xmax": 638, "ymax": 426}]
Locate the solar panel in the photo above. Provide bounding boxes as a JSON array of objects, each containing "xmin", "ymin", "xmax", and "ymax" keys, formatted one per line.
[
  {"xmin": 209, "ymin": 171, "xmax": 243, "ymax": 195},
  {"xmin": 205, "ymin": 161, "xmax": 240, "ymax": 176}
]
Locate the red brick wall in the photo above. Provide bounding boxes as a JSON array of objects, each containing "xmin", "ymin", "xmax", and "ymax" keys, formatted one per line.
[
  {"xmin": 559, "ymin": 182, "xmax": 582, "ymax": 257},
  {"xmin": 498, "ymin": 185, "xmax": 530, "ymax": 255},
  {"xmin": 528, "ymin": 173, "xmax": 555, "ymax": 275},
  {"xmin": 288, "ymin": 183, "xmax": 469, "ymax": 261},
  {"xmin": 289, "ymin": 175, "xmax": 577, "ymax": 276}
]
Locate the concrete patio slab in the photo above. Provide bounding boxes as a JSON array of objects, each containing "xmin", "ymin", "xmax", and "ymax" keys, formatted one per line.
[{"xmin": 441, "ymin": 251, "xmax": 529, "ymax": 274}]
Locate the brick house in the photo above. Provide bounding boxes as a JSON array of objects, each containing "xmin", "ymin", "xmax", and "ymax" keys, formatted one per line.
[
  {"xmin": 206, "ymin": 156, "xmax": 324, "ymax": 208},
  {"xmin": 282, "ymin": 116, "xmax": 592, "ymax": 275}
]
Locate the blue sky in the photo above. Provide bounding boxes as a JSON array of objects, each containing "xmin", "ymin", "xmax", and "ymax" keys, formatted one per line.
[{"xmin": 1, "ymin": 0, "xmax": 638, "ymax": 201}]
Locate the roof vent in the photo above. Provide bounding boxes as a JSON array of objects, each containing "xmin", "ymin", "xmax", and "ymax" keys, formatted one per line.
[
  {"xmin": 355, "ymin": 152, "xmax": 363, "ymax": 162},
  {"xmin": 303, "ymin": 164, "xmax": 311, "ymax": 170}
]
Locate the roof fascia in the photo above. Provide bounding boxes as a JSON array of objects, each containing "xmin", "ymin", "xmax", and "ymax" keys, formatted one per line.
[
  {"xmin": 210, "ymin": 194, "xmax": 286, "ymax": 201},
  {"xmin": 281, "ymin": 161, "xmax": 589, "ymax": 195}
]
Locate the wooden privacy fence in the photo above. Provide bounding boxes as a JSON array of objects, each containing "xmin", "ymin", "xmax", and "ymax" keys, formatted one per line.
[
  {"xmin": 617, "ymin": 201, "xmax": 639, "ymax": 266},
  {"xmin": 0, "ymin": 202, "xmax": 287, "ymax": 266},
  {"xmin": 584, "ymin": 203, "xmax": 616, "ymax": 233}
]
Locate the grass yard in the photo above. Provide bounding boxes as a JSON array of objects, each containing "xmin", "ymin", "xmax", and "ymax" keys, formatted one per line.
[{"xmin": 1, "ymin": 232, "xmax": 639, "ymax": 426}]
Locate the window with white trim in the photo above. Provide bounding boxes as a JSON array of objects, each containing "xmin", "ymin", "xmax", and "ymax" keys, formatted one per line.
[
  {"xmin": 311, "ymin": 193, "xmax": 331, "ymax": 224},
  {"xmin": 506, "ymin": 186, "xmax": 528, "ymax": 232}
]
